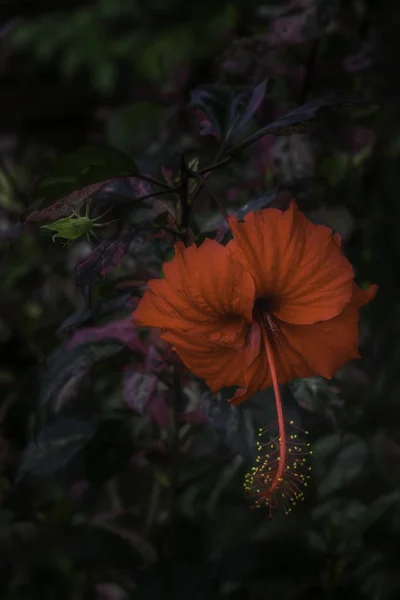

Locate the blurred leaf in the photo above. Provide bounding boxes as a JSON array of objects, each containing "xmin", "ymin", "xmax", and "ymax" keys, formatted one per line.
[
  {"xmin": 16, "ymin": 417, "xmax": 98, "ymax": 481},
  {"xmin": 318, "ymin": 435, "xmax": 368, "ymax": 498},
  {"xmin": 190, "ymin": 79, "xmax": 268, "ymax": 142},
  {"xmin": 24, "ymin": 145, "xmax": 139, "ymax": 223}
]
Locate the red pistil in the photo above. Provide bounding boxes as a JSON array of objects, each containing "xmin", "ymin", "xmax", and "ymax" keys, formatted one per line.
[{"xmin": 244, "ymin": 307, "xmax": 312, "ymax": 517}]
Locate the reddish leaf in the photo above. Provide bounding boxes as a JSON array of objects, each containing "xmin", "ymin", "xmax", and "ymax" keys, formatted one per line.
[{"xmin": 25, "ymin": 180, "xmax": 115, "ymax": 224}]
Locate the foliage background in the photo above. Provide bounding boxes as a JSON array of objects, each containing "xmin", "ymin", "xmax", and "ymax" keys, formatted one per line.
[{"xmin": 0, "ymin": 0, "xmax": 399, "ymax": 598}]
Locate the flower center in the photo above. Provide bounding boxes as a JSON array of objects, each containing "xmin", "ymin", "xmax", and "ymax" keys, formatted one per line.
[{"xmin": 252, "ymin": 297, "xmax": 283, "ymax": 350}]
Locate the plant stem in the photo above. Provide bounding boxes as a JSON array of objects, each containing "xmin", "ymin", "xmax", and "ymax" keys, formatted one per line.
[
  {"xmin": 135, "ymin": 188, "xmax": 180, "ymax": 204},
  {"xmin": 192, "ymin": 173, "xmax": 229, "ymax": 222}
]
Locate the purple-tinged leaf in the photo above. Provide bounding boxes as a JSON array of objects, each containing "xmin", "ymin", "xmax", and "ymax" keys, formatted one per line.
[
  {"xmin": 74, "ymin": 226, "xmax": 137, "ymax": 302},
  {"xmin": 228, "ymin": 79, "xmax": 268, "ymax": 139},
  {"xmin": 147, "ymin": 393, "xmax": 170, "ymax": 429},
  {"xmin": 58, "ymin": 292, "xmax": 132, "ymax": 334},
  {"xmin": 230, "ymin": 92, "xmax": 381, "ymax": 153},
  {"xmin": 190, "ymin": 80, "xmax": 268, "ymax": 143},
  {"xmin": 122, "ymin": 369, "xmax": 157, "ymax": 413},
  {"xmin": 23, "ymin": 144, "xmax": 139, "ymax": 224},
  {"xmin": 16, "ymin": 417, "xmax": 98, "ymax": 481},
  {"xmin": 40, "ymin": 341, "xmax": 125, "ymax": 411},
  {"xmin": 66, "ymin": 316, "xmax": 146, "ymax": 355}
]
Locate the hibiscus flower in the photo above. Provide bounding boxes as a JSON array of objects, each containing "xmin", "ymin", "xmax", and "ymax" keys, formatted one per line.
[{"xmin": 132, "ymin": 200, "xmax": 377, "ymax": 513}]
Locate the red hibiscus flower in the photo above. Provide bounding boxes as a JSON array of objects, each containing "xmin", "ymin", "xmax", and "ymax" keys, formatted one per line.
[{"xmin": 133, "ymin": 200, "xmax": 377, "ymax": 514}]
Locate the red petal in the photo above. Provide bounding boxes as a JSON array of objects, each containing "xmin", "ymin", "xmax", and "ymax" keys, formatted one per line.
[
  {"xmin": 133, "ymin": 239, "xmax": 255, "ymax": 348},
  {"xmin": 228, "ymin": 201, "xmax": 354, "ymax": 325},
  {"xmin": 278, "ymin": 283, "xmax": 378, "ymax": 379}
]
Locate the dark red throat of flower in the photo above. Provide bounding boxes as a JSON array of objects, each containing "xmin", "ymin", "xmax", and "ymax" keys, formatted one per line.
[{"xmin": 244, "ymin": 302, "xmax": 312, "ymax": 517}]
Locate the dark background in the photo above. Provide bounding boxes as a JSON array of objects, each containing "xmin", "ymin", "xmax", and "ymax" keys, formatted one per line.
[{"xmin": 1, "ymin": 1, "xmax": 400, "ymax": 599}]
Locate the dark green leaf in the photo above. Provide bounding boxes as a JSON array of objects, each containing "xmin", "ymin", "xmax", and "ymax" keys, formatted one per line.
[
  {"xmin": 24, "ymin": 144, "xmax": 139, "ymax": 223},
  {"xmin": 16, "ymin": 417, "xmax": 98, "ymax": 481}
]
